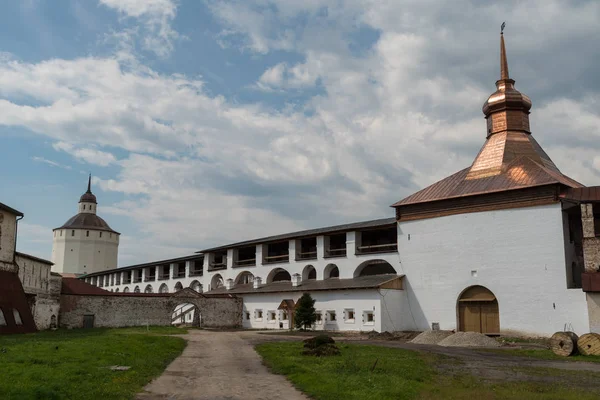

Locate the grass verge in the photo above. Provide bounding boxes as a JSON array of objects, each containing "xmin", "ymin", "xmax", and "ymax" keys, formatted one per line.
[
  {"xmin": 484, "ymin": 348, "xmax": 600, "ymax": 363},
  {"xmin": 0, "ymin": 327, "xmax": 186, "ymax": 400},
  {"xmin": 256, "ymin": 341, "xmax": 600, "ymax": 400}
]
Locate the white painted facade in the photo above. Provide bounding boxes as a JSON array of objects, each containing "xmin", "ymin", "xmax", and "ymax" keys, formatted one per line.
[
  {"xmin": 83, "ymin": 205, "xmax": 593, "ymax": 335},
  {"xmin": 241, "ymin": 289, "xmax": 410, "ymax": 332},
  {"xmin": 397, "ymin": 203, "xmax": 589, "ymax": 336},
  {"xmin": 51, "ymin": 192, "xmax": 120, "ymax": 275},
  {"xmin": 51, "ymin": 227, "xmax": 119, "ymax": 275}
]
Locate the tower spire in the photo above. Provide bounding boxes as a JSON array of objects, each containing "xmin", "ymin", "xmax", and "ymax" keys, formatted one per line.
[
  {"xmin": 500, "ymin": 23, "xmax": 509, "ymax": 80},
  {"xmin": 87, "ymin": 174, "xmax": 92, "ymax": 194}
]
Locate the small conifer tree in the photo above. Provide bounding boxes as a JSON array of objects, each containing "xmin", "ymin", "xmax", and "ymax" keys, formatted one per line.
[{"xmin": 294, "ymin": 293, "xmax": 317, "ymax": 330}]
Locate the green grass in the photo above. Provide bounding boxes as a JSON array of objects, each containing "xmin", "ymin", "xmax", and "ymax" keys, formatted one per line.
[
  {"xmin": 0, "ymin": 327, "xmax": 187, "ymax": 400},
  {"xmin": 256, "ymin": 342, "xmax": 600, "ymax": 400}
]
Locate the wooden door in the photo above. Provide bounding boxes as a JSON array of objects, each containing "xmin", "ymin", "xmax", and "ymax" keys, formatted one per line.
[
  {"xmin": 458, "ymin": 300, "xmax": 499, "ymax": 334},
  {"xmin": 83, "ymin": 314, "xmax": 95, "ymax": 329}
]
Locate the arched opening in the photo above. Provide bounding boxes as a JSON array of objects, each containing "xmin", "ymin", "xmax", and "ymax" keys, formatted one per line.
[
  {"xmin": 144, "ymin": 285, "xmax": 154, "ymax": 293},
  {"xmin": 235, "ymin": 271, "xmax": 254, "ymax": 285},
  {"xmin": 457, "ymin": 286, "xmax": 499, "ymax": 335},
  {"xmin": 159, "ymin": 283, "xmax": 169, "ymax": 293},
  {"xmin": 189, "ymin": 280, "xmax": 202, "ymax": 292},
  {"xmin": 211, "ymin": 274, "xmax": 224, "ymax": 290},
  {"xmin": 324, "ymin": 264, "xmax": 339, "ymax": 279},
  {"xmin": 267, "ymin": 268, "xmax": 291, "ymax": 283},
  {"xmin": 134, "ymin": 286, "xmax": 140, "ymax": 293},
  {"xmin": 302, "ymin": 265, "xmax": 317, "ymax": 281},
  {"xmin": 172, "ymin": 303, "xmax": 201, "ymax": 327},
  {"xmin": 114, "ymin": 288, "xmax": 119, "ymax": 293},
  {"xmin": 174, "ymin": 282, "xmax": 183, "ymax": 292},
  {"xmin": 123, "ymin": 287, "xmax": 130, "ymax": 293},
  {"xmin": 354, "ymin": 259, "xmax": 397, "ymax": 278}
]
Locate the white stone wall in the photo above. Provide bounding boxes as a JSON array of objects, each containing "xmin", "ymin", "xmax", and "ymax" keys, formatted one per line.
[
  {"xmin": 0, "ymin": 210, "xmax": 17, "ymax": 270},
  {"xmin": 587, "ymin": 293, "xmax": 600, "ymax": 333},
  {"xmin": 16, "ymin": 254, "xmax": 51, "ymax": 294},
  {"xmin": 397, "ymin": 203, "xmax": 589, "ymax": 336},
  {"xmin": 51, "ymin": 228, "xmax": 119, "ymax": 275}
]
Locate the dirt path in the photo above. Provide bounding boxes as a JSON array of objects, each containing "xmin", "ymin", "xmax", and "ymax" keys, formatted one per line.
[{"xmin": 136, "ymin": 330, "xmax": 308, "ymax": 400}]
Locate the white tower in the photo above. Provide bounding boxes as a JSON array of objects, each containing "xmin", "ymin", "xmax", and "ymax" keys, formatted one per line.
[{"xmin": 51, "ymin": 175, "xmax": 120, "ymax": 275}]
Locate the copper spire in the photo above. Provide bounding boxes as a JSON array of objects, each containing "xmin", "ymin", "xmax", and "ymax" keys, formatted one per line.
[
  {"xmin": 86, "ymin": 174, "xmax": 92, "ymax": 194},
  {"xmin": 500, "ymin": 29, "xmax": 509, "ymax": 80}
]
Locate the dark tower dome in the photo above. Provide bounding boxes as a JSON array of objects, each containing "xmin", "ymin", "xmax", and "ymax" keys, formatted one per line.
[{"xmin": 79, "ymin": 174, "xmax": 97, "ymax": 204}]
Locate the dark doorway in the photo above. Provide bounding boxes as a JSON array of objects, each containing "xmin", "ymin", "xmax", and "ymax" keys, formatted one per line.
[{"xmin": 83, "ymin": 314, "xmax": 95, "ymax": 329}]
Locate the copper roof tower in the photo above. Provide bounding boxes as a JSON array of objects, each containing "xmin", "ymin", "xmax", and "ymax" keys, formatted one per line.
[{"xmin": 392, "ymin": 26, "xmax": 582, "ymax": 209}]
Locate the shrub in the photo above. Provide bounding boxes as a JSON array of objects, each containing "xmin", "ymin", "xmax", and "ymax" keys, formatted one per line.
[
  {"xmin": 303, "ymin": 334, "xmax": 336, "ymax": 349},
  {"xmin": 295, "ymin": 293, "xmax": 317, "ymax": 330}
]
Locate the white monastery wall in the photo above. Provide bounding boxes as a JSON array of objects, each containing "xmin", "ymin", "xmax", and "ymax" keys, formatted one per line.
[
  {"xmin": 52, "ymin": 229, "xmax": 119, "ymax": 274},
  {"xmin": 397, "ymin": 203, "xmax": 589, "ymax": 336}
]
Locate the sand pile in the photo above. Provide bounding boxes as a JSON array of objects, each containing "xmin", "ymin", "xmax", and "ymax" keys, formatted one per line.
[
  {"xmin": 437, "ymin": 332, "xmax": 501, "ymax": 347},
  {"xmin": 410, "ymin": 330, "xmax": 454, "ymax": 345}
]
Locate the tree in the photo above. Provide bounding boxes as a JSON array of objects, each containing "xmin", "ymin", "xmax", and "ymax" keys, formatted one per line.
[{"xmin": 295, "ymin": 292, "xmax": 317, "ymax": 330}]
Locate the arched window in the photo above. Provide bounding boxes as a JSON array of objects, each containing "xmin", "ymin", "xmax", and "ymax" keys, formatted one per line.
[
  {"xmin": 190, "ymin": 281, "xmax": 202, "ymax": 292},
  {"xmin": 324, "ymin": 264, "xmax": 339, "ymax": 279},
  {"xmin": 144, "ymin": 285, "xmax": 153, "ymax": 293},
  {"xmin": 267, "ymin": 268, "xmax": 291, "ymax": 283},
  {"xmin": 354, "ymin": 260, "xmax": 397, "ymax": 278},
  {"xmin": 123, "ymin": 287, "xmax": 130, "ymax": 293},
  {"xmin": 211, "ymin": 274, "xmax": 224, "ymax": 289},
  {"xmin": 235, "ymin": 271, "xmax": 254, "ymax": 285},
  {"xmin": 0, "ymin": 309, "xmax": 6, "ymax": 326},
  {"xmin": 159, "ymin": 283, "xmax": 169, "ymax": 293},
  {"xmin": 134, "ymin": 286, "xmax": 140, "ymax": 293},
  {"xmin": 174, "ymin": 282, "xmax": 183, "ymax": 292},
  {"xmin": 302, "ymin": 265, "xmax": 316, "ymax": 281}
]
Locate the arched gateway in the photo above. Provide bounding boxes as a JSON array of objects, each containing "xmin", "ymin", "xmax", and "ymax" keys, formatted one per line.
[{"xmin": 457, "ymin": 286, "xmax": 499, "ymax": 335}]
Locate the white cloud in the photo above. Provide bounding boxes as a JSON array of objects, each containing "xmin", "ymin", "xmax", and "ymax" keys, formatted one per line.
[
  {"xmin": 4, "ymin": 0, "xmax": 600, "ymax": 263},
  {"xmin": 99, "ymin": 0, "xmax": 180, "ymax": 57},
  {"xmin": 52, "ymin": 142, "xmax": 117, "ymax": 167},
  {"xmin": 31, "ymin": 156, "xmax": 72, "ymax": 170}
]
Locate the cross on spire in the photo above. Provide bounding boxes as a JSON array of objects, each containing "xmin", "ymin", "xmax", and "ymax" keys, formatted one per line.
[{"xmin": 500, "ymin": 23, "xmax": 510, "ymax": 80}]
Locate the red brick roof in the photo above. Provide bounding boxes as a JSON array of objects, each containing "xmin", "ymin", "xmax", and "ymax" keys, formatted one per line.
[{"xmin": 61, "ymin": 278, "xmax": 112, "ymax": 295}]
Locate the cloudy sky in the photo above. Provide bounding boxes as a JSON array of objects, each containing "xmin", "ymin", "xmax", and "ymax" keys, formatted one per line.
[{"xmin": 2, "ymin": 0, "xmax": 599, "ymax": 266}]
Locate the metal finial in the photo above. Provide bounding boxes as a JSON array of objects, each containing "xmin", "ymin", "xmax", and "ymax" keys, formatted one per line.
[
  {"xmin": 501, "ymin": 22, "xmax": 506, "ymax": 34},
  {"xmin": 87, "ymin": 173, "xmax": 92, "ymax": 193}
]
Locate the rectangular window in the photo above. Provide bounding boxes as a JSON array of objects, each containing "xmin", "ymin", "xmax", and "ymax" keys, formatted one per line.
[
  {"xmin": 99, "ymin": 232, "xmax": 103, "ymax": 238},
  {"xmin": 363, "ymin": 311, "xmax": 375, "ymax": 325},
  {"xmin": 281, "ymin": 311, "xmax": 288, "ymax": 321},
  {"xmin": 245, "ymin": 312, "xmax": 250, "ymax": 320},
  {"xmin": 327, "ymin": 310, "xmax": 336, "ymax": 322},
  {"xmin": 71, "ymin": 230, "xmax": 75, "ymax": 236},
  {"xmin": 268, "ymin": 311, "xmax": 277, "ymax": 322},
  {"xmin": 315, "ymin": 311, "xmax": 323, "ymax": 324},
  {"xmin": 86, "ymin": 231, "xmax": 89, "ymax": 237},
  {"xmin": 344, "ymin": 309, "xmax": 355, "ymax": 323},
  {"xmin": 256, "ymin": 310, "xmax": 263, "ymax": 321},
  {"xmin": 60, "ymin": 230, "xmax": 63, "ymax": 237}
]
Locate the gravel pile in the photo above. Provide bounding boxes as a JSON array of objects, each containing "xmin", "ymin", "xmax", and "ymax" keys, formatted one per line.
[
  {"xmin": 410, "ymin": 330, "xmax": 454, "ymax": 345},
  {"xmin": 437, "ymin": 332, "xmax": 501, "ymax": 347}
]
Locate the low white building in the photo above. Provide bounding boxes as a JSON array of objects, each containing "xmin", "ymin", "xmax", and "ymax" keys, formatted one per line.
[{"xmin": 51, "ymin": 176, "xmax": 120, "ymax": 275}]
